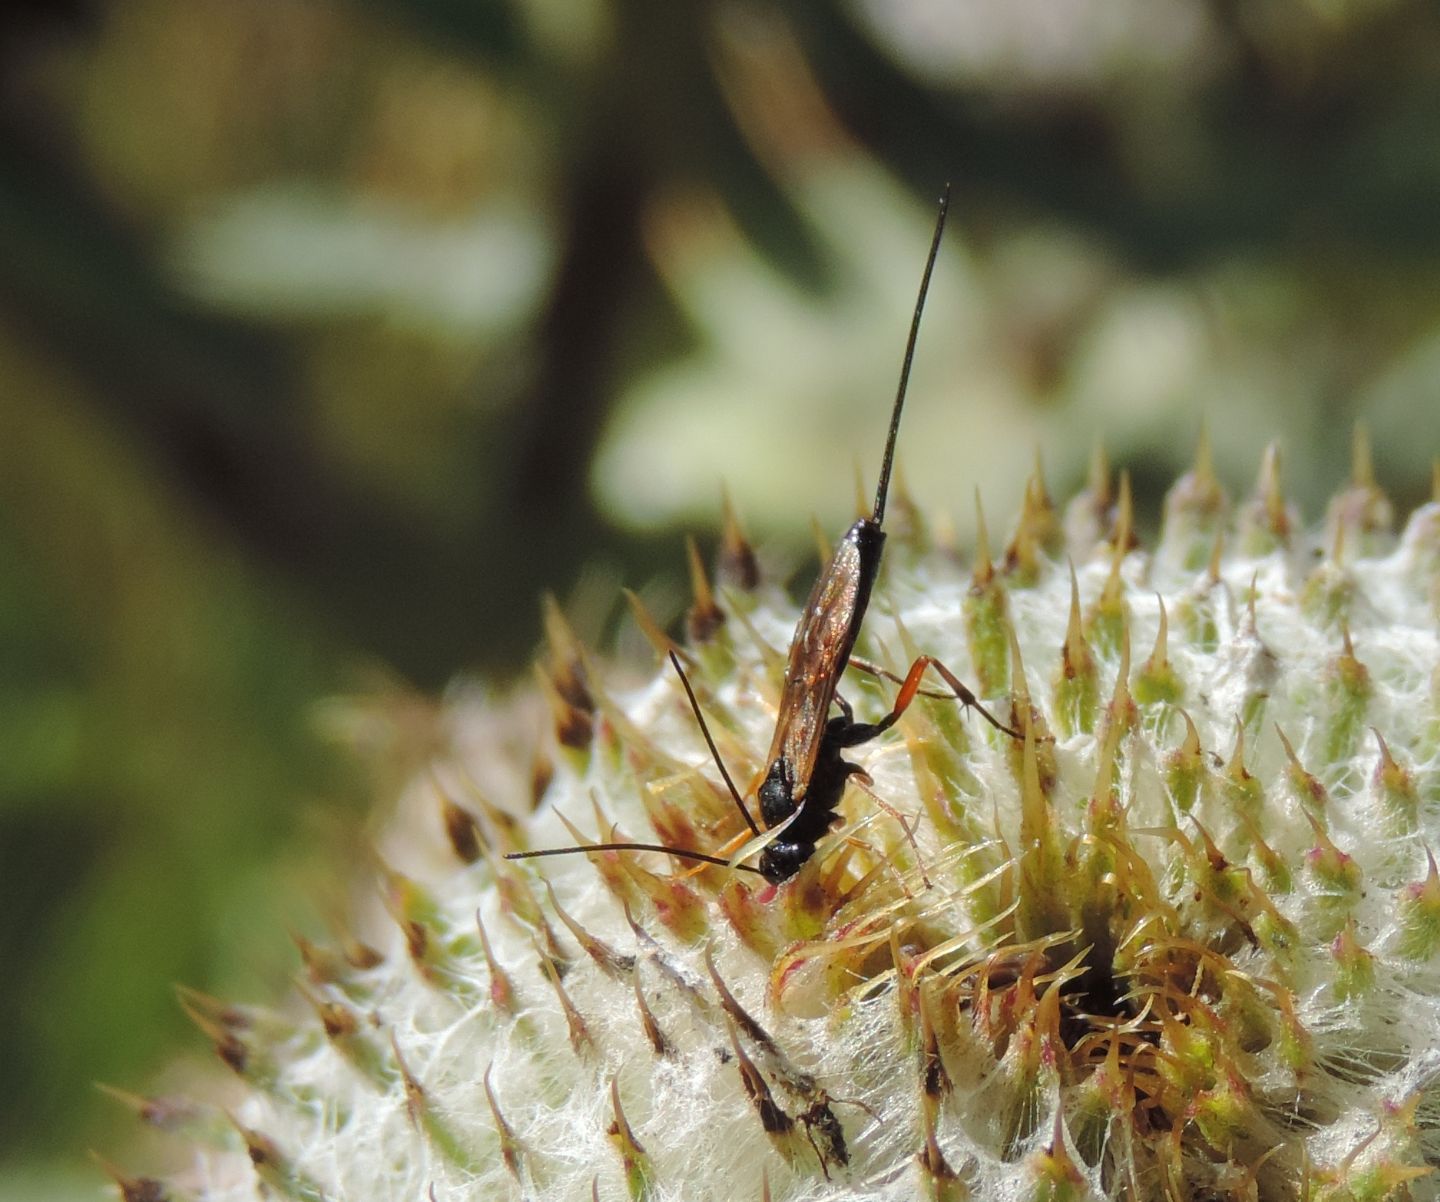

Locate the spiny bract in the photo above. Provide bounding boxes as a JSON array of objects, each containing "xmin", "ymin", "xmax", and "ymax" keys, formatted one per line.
[{"xmin": 111, "ymin": 440, "xmax": 1440, "ymax": 1202}]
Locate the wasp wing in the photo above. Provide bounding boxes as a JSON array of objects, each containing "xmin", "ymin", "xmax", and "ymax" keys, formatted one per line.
[{"xmin": 765, "ymin": 524, "xmax": 877, "ymax": 799}]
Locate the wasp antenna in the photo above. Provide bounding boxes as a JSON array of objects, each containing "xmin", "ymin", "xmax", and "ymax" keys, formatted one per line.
[
  {"xmin": 667, "ymin": 651, "xmax": 761, "ymax": 837},
  {"xmin": 873, "ymin": 183, "xmax": 950, "ymax": 527},
  {"xmin": 506, "ymin": 842, "xmax": 765, "ymax": 875}
]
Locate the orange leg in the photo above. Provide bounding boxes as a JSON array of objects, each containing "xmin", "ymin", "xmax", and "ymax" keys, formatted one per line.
[
  {"xmin": 848, "ymin": 655, "xmax": 954, "ymax": 700},
  {"xmin": 675, "ymin": 827, "xmax": 750, "ymax": 880},
  {"xmin": 844, "ymin": 655, "xmax": 1021, "ymax": 744}
]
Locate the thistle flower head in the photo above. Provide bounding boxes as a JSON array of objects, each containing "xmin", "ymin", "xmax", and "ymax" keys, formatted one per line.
[{"xmin": 112, "ymin": 441, "xmax": 1440, "ymax": 1202}]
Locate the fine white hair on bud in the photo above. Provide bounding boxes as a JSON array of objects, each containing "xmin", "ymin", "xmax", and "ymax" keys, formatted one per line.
[{"xmin": 109, "ymin": 440, "xmax": 1440, "ymax": 1202}]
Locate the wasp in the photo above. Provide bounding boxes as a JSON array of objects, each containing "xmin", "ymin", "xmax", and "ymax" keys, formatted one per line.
[{"xmin": 509, "ymin": 186, "xmax": 1019, "ymax": 886}]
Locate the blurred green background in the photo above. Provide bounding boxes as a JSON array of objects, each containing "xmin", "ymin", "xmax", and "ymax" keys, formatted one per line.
[{"xmin": 2, "ymin": 0, "xmax": 1439, "ymax": 1189}]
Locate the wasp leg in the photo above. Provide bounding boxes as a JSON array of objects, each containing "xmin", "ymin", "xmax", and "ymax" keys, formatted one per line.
[
  {"xmin": 847, "ymin": 655, "xmax": 952, "ymax": 700},
  {"xmin": 674, "ymin": 828, "xmax": 750, "ymax": 881},
  {"xmin": 851, "ymin": 776, "xmax": 932, "ymax": 891},
  {"xmin": 841, "ymin": 655, "xmax": 1022, "ymax": 745}
]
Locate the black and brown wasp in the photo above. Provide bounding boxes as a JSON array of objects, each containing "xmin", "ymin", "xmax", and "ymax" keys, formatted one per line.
[{"xmin": 510, "ymin": 186, "xmax": 1019, "ymax": 886}]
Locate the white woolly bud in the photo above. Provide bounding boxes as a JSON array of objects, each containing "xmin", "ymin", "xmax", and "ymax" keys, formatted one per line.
[{"xmin": 110, "ymin": 447, "xmax": 1440, "ymax": 1202}]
